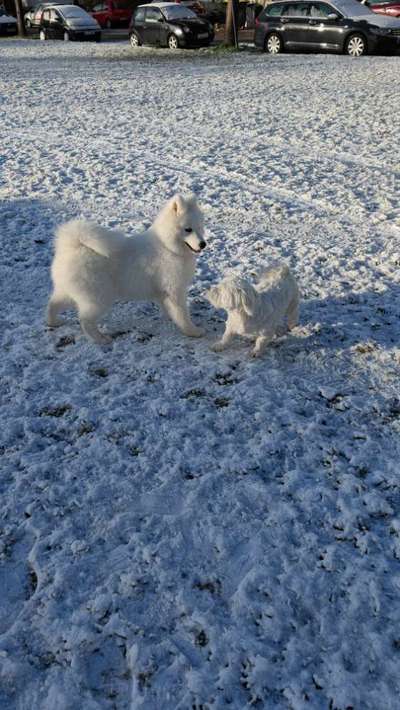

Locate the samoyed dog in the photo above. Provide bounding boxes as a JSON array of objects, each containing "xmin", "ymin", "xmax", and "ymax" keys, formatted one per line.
[{"xmin": 47, "ymin": 194, "xmax": 207, "ymax": 345}]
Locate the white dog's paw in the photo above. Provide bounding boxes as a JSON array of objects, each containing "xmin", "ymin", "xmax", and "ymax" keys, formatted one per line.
[
  {"xmin": 47, "ymin": 318, "xmax": 63, "ymax": 329},
  {"xmin": 92, "ymin": 333, "xmax": 113, "ymax": 346},
  {"xmin": 184, "ymin": 326, "xmax": 205, "ymax": 338},
  {"xmin": 212, "ymin": 341, "xmax": 226, "ymax": 352}
]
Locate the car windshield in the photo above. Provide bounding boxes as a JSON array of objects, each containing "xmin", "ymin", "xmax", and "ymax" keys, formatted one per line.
[
  {"xmin": 60, "ymin": 6, "xmax": 89, "ymax": 18},
  {"xmin": 161, "ymin": 5, "xmax": 197, "ymax": 19}
]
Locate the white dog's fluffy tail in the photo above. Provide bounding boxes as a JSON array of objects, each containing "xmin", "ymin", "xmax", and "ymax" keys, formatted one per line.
[{"xmin": 54, "ymin": 220, "xmax": 126, "ymax": 258}]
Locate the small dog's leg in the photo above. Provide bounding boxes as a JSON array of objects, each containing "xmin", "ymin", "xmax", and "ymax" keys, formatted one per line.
[
  {"xmin": 47, "ymin": 293, "xmax": 70, "ymax": 327},
  {"xmin": 212, "ymin": 326, "xmax": 235, "ymax": 352},
  {"xmin": 162, "ymin": 297, "xmax": 204, "ymax": 337},
  {"xmin": 287, "ymin": 300, "xmax": 299, "ymax": 330},
  {"xmin": 252, "ymin": 335, "xmax": 271, "ymax": 357},
  {"xmin": 79, "ymin": 306, "xmax": 112, "ymax": 345}
]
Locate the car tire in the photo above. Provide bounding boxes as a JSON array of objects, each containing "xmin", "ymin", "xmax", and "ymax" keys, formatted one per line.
[
  {"xmin": 167, "ymin": 33, "xmax": 179, "ymax": 49},
  {"xmin": 345, "ymin": 33, "xmax": 366, "ymax": 57},
  {"xmin": 130, "ymin": 32, "xmax": 141, "ymax": 47},
  {"xmin": 265, "ymin": 32, "xmax": 283, "ymax": 54},
  {"xmin": 64, "ymin": 30, "xmax": 70, "ymax": 41},
  {"xmin": 39, "ymin": 29, "xmax": 46, "ymax": 40}
]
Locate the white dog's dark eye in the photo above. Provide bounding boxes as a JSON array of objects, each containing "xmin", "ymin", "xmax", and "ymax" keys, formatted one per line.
[{"xmin": 185, "ymin": 228, "xmax": 193, "ymax": 234}]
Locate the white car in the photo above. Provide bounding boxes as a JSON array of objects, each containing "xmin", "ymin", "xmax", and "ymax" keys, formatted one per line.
[
  {"xmin": 24, "ymin": 0, "xmax": 69, "ymax": 27},
  {"xmin": 0, "ymin": 8, "xmax": 18, "ymax": 34}
]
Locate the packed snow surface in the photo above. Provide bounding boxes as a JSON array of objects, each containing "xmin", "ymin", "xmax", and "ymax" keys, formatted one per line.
[{"xmin": 1, "ymin": 40, "xmax": 400, "ymax": 710}]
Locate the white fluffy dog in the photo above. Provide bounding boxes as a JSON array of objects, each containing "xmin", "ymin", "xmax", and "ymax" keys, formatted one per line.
[
  {"xmin": 206, "ymin": 263, "xmax": 299, "ymax": 357},
  {"xmin": 47, "ymin": 194, "xmax": 206, "ymax": 344}
]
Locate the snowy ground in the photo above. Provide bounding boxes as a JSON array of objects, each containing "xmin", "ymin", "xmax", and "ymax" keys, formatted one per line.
[{"xmin": 1, "ymin": 39, "xmax": 400, "ymax": 710}]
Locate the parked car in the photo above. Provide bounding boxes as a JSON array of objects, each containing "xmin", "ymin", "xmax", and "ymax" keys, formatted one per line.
[
  {"xmin": 129, "ymin": 2, "xmax": 214, "ymax": 47},
  {"xmin": 24, "ymin": 0, "xmax": 69, "ymax": 27},
  {"xmin": 254, "ymin": 0, "xmax": 400, "ymax": 55},
  {"xmin": 90, "ymin": 0, "xmax": 133, "ymax": 27},
  {"xmin": 38, "ymin": 4, "xmax": 102, "ymax": 39},
  {"xmin": 361, "ymin": 0, "xmax": 400, "ymax": 16},
  {"xmin": 151, "ymin": 0, "xmax": 206, "ymax": 14},
  {"xmin": 0, "ymin": 8, "xmax": 18, "ymax": 34}
]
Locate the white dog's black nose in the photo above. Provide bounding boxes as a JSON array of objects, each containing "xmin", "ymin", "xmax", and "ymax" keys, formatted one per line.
[{"xmin": 199, "ymin": 241, "xmax": 206, "ymax": 250}]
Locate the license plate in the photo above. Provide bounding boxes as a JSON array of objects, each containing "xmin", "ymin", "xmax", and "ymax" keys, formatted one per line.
[
  {"xmin": 84, "ymin": 31, "xmax": 95, "ymax": 35},
  {"xmin": 198, "ymin": 32, "xmax": 208, "ymax": 38}
]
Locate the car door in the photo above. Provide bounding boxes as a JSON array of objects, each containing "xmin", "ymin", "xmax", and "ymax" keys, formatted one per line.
[
  {"xmin": 92, "ymin": 2, "xmax": 108, "ymax": 27},
  {"xmin": 132, "ymin": 5, "xmax": 146, "ymax": 40},
  {"xmin": 278, "ymin": 2, "xmax": 312, "ymax": 47},
  {"xmin": 49, "ymin": 8, "xmax": 65, "ymax": 39},
  {"xmin": 34, "ymin": 4, "xmax": 45, "ymax": 26},
  {"xmin": 41, "ymin": 8, "xmax": 53, "ymax": 36},
  {"xmin": 143, "ymin": 6, "xmax": 164, "ymax": 45},
  {"xmin": 306, "ymin": 2, "xmax": 345, "ymax": 50}
]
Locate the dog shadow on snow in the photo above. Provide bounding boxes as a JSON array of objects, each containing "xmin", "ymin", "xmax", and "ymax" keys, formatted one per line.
[{"xmin": 283, "ymin": 282, "xmax": 400, "ymax": 355}]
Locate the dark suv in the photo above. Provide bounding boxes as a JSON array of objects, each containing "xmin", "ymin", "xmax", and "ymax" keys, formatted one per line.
[{"xmin": 254, "ymin": 0, "xmax": 400, "ymax": 55}]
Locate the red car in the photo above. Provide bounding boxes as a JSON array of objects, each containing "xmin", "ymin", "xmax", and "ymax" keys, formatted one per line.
[
  {"xmin": 90, "ymin": 0, "xmax": 133, "ymax": 27},
  {"xmin": 362, "ymin": 0, "xmax": 400, "ymax": 16}
]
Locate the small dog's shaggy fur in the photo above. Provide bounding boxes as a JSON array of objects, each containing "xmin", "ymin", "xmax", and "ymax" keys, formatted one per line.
[
  {"xmin": 206, "ymin": 263, "xmax": 299, "ymax": 357},
  {"xmin": 47, "ymin": 194, "xmax": 207, "ymax": 344}
]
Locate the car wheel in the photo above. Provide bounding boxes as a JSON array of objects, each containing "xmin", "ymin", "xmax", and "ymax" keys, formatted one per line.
[
  {"xmin": 64, "ymin": 30, "xmax": 70, "ymax": 41},
  {"xmin": 265, "ymin": 32, "xmax": 282, "ymax": 54},
  {"xmin": 130, "ymin": 32, "xmax": 141, "ymax": 47},
  {"xmin": 106, "ymin": 18, "xmax": 112, "ymax": 28},
  {"xmin": 39, "ymin": 29, "xmax": 46, "ymax": 40},
  {"xmin": 345, "ymin": 33, "xmax": 366, "ymax": 57},
  {"xmin": 167, "ymin": 33, "xmax": 179, "ymax": 49}
]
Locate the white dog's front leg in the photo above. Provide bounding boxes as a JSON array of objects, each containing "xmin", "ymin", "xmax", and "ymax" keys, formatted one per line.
[
  {"xmin": 212, "ymin": 325, "xmax": 235, "ymax": 352},
  {"xmin": 162, "ymin": 297, "xmax": 204, "ymax": 338},
  {"xmin": 252, "ymin": 335, "xmax": 272, "ymax": 357}
]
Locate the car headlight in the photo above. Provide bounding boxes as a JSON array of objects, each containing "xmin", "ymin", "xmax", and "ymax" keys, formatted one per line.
[
  {"xmin": 183, "ymin": 25, "xmax": 190, "ymax": 33},
  {"xmin": 174, "ymin": 26, "xmax": 183, "ymax": 35}
]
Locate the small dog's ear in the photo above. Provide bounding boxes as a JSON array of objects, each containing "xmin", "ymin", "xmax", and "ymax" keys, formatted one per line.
[
  {"xmin": 205, "ymin": 286, "xmax": 219, "ymax": 306},
  {"xmin": 239, "ymin": 287, "xmax": 256, "ymax": 316},
  {"xmin": 230, "ymin": 279, "xmax": 256, "ymax": 316},
  {"xmin": 171, "ymin": 194, "xmax": 185, "ymax": 215}
]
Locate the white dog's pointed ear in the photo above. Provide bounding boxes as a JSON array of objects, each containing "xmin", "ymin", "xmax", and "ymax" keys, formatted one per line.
[
  {"xmin": 171, "ymin": 194, "xmax": 186, "ymax": 215},
  {"xmin": 238, "ymin": 284, "xmax": 256, "ymax": 316}
]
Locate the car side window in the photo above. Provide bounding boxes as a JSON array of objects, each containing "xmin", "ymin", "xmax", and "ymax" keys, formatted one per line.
[
  {"xmin": 42, "ymin": 8, "xmax": 50, "ymax": 20},
  {"xmin": 281, "ymin": 3, "xmax": 310, "ymax": 16},
  {"xmin": 309, "ymin": 2, "xmax": 338, "ymax": 16},
  {"xmin": 145, "ymin": 7, "xmax": 163, "ymax": 22},
  {"xmin": 134, "ymin": 7, "xmax": 145, "ymax": 20},
  {"xmin": 265, "ymin": 3, "xmax": 284, "ymax": 15}
]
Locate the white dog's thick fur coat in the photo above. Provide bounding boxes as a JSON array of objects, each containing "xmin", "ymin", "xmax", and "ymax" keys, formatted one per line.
[
  {"xmin": 206, "ymin": 263, "xmax": 299, "ymax": 356},
  {"xmin": 47, "ymin": 194, "xmax": 206, "ymax": 344}
]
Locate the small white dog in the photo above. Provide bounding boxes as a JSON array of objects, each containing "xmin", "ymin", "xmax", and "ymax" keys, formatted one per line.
[
  {"xmin": 206, "ymin": 263, "xmax": 299, "ymax": 357},
  {"xmin": 47, "ymin": 194, "xmax": 206, "ymax": 344}
]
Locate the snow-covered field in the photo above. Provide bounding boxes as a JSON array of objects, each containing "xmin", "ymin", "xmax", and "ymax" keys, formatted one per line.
[{"xmin": 1, "ymin": 39, "xmax": 400, "ymax": 709}]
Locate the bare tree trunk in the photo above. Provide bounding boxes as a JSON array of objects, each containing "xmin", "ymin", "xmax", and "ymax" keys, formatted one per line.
[
  {"xmin": 14, "ymin": 0, "xmax": 27, "ymax": 37},
  {"xmin": 224, "ymin": 0, "xmax": 239, "ymax": 48}
]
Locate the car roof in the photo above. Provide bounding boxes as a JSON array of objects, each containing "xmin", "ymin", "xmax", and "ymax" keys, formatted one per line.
[
  {"xmin": 138, "ymin": 3, "xmax": 185, "ymax": 7},
  {"xmin": 42, "ymin": 4, "xmax": 83, "ymax": 8},
  {"xmin": 270, "ymin": 0, "xmax": 373, "ymax": 11}
]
